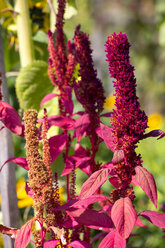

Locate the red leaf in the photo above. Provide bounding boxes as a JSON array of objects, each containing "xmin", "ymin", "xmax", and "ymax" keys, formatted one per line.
[
  {"xmin": 49, "ymin": 134, "xmax": 67, "ymax": 162},
  {"xmin": 40, "ymin": 93, "xmax": 60, "ymax": 107},
  {"xmin": 96, "ymin": 123, "xmax": 115, "ymax": 151},
  {"xmin": 70, "ymin": 208, "xmax": 113, "ymax": 231},
  {"xmin": 98, "ymin": 229, "xmax": 126, "ymax": 248},
  {"xmin": 72, "ymin": 195, "xmax": 110, "ymax": 208},
  {"xmin": 79, "ymin": 168, "xmax": 109, "ymax": 199},
  {"xmin": 0, "ymin": 101, "xmax": 23, "ymax": 135},
  {"xmin": 139, "ymin": 210, "xmax": 165, "ymax": 228},
  {"xmin": 111, "ymin": 197, "xmax": 137, "ymax": 239},
  {"xmin": 0, "ymin": 157, "xmax": 29, "ymax": 172},
  {"xmin": 0, "ymin": 224, "xmax": 18, "ymax": 238},
  {"xmin": 14, "ymin": 219, "xmax": 35, "ymax": 248},
  {"xmin": 67, "ymin": 240, "xmax": 93, "ymax": 248},
  {"xmin": 130, "ymin": 175, "xmax": 138, "ymax": 186},
  {"xmin": 135, "ymin": 218, "xmax": 147, "ymax": 228},
  {"xmin": 61, "ymin": 156, "xmax": 74, "ymax": 176},
  {"xmin": 75, "ymin": 114, "xmax": 90, "ymax": 142},
  {"xmin": 135, "ymin": 166, "xmax": 157, "ymax": 207},
  {"xmin": 38, "ymin": 115, "xmax": 75, "ymax": 130},
  {"xmin": 43, "ymin": 240, "xmax": 59, "ymax": 248}
]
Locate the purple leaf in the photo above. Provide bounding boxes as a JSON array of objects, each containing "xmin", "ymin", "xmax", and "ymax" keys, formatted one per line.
[
  {"xmin": 69, "ymin": 208, "xmax": 113, "ymax": 230},
  {"xmin": 98, "ymin": 229, "xmax": 126, "ymax": 248},
  {"xmin": 139, "ymin": 210, "xmax": 165, "ymax": 228},
  {"xmin": 14, "ymin": 219, "xmax": 34, "ymax": 248},
  {"xmin": 135, "ymin": 166, "xmax": 157, "ymax": 208},
  {"xmin": 112, "ymin": 150, "xmax": 125, "ymax": 164},
  {"xmin": 61, "ymin": 156, "xmax": 75, "ymax": 176},
  {"xmin": 79, "ymin": 168, "xmax": 109, "ymax": 199},
  {"xmin": 76, "ymin": 156, "xmax": 92, "ymax": 175},
  {"xmin": 75, "ymin": 114, "xmax": 90, "ymax": 142},
  {"xmin": 49, "ymin": 134, "xmax": 67, "ymax": 163},
  {"xmin": 40, "ymin": 93, "xmax": 60, "ymax": 107},
  {"xmin": 111, "ymin": 197, "xmax": 137, "ymax": 239},
  {"xmin": 142, "ymin": 129, "xmax": 165, "ymax": 140},
  {"xmin": 43, "ymin": 240, "xmax": 59, "ymax": 248},
  {"xmin": 96, "ymin": 123, "xmax": 115, "ymax": 151},
  {"xmin": 0, "ymin": 157, "xmax": 29, "ymax": 172},
  {"xmin": 0, "ymin": 101, "xmax": 23, "ymax": 136},
  {"xmin": 67, "ymin": 240, "xmax": 92, "ymax": 248},
  {"xmin": 38, "ymin": 115, "xmax": 75, "ymax": 130}
]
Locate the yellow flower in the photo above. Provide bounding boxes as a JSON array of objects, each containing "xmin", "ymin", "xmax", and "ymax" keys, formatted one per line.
[
  {"xmin": 104, "ymin": 93, "xmax": 116, "ymax": 111},
  {"xmin": 1, "ymin": 177, "xmax": 64, "ymax": 209},
  {"xmin": 148, "ymin": 113, "xmax": 163, "ymax": 130},
  {"xmin": 16, "ymin": 177, "xmax": 34, "ymax": 208}
]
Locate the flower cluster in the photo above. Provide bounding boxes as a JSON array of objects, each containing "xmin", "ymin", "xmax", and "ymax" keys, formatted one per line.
[
  {"xmin": 74, "ymin": 25, "xmax": 105, "ymax": 117},
  {"xmin": 105, "ymin": 33, "xmax": 148, "ymax": 201}
]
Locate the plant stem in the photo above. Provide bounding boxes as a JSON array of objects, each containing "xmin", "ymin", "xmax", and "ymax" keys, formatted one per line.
[{"xmin": 14, "ymin": 0, "xmax": 34, "ymax": 67}]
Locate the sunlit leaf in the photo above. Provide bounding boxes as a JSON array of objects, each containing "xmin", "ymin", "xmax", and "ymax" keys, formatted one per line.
[
  {"xmin": 79, "ymin": 168, "xmax": 109, "ymax": 199},
  {"xmin": 16, "ymin": 60, "xmax": 53, "ymax": 111},
  {"xmin": 139, "ymin": 210, "xmax": 165, "ymax": 228},
  {"xmin": 14, "ymin": 219, "xmax": 35, "ymax": 248},
  {"xmin": 135, "ymin": 166, "xmax": 157, "ymax": 207},
  {"xmin": 111, "ymin": 197, "xmax": 137, "ymax": 239},
  {"xmin": 98, "ymin": 229, "xmax": 126, "ymax": 248}
]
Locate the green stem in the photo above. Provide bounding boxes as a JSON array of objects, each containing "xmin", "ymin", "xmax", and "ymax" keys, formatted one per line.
[{"xmin": 15, "ymin": 0, "xmax": 34, "ymax": 67}]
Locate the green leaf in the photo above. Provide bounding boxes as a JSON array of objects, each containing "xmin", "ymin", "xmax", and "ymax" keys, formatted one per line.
[
  {"xmin": 16, "ymin": 60, "xmax": 53, "ymax": 111},
  {"xmin": 67, "ymin": 0, "xmax": 77, "ymax": 8},
  {"xmin": 159, "ymin": 22, "xmax": 165, "ymax": 47},
  {"xmin": 65, "ymin": 2, "xmax": 77, "ymax": 19},
  {"xmin": 33, "ymin": 30, "xmax": 48, "ymax": 43}
]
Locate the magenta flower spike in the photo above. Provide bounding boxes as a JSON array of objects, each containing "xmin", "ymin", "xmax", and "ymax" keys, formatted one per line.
[
  {"xmin": 105, "ymin": 33, "xmax": 148, "ymax": 201},
  {"xmin": 74, "ymin": 25, "xmax": 105, "ymax": 116}
]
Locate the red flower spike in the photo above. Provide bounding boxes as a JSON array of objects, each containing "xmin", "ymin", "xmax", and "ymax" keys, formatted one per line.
[{"xmin": 111, "ymin": 197, "xmax": 137, "ymax": 239}]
